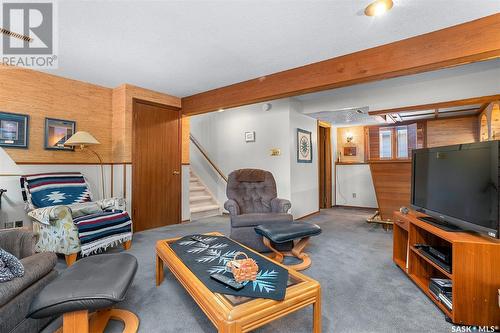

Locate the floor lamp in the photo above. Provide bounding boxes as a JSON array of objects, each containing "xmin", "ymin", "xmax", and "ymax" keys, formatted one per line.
[
  {"xmin": 64, "ymin": 131, "xmax": 105, "ymax": 199},
  {"xmin": 0, "ymin": 147, "xmax": 22, "ymax": 210}
]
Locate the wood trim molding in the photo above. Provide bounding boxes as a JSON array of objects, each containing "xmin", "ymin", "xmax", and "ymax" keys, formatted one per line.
[
  {"xmin": 296, "ymin": 210, "xmax": 320, "ymax": 220},
  {"xmin": 16, "ymin": 162, "xmax": 132, "ymax": 165},
  {"xmin": 181, "ymin": 14, "xmax": 500, "ymax": 116},
  {"xmin": 335, "ymin": 162, "xmax": 368, "ymax": 166},
  {"xmin": 369, "ymin": 94, "xmax": 500, "ymax": 116}
]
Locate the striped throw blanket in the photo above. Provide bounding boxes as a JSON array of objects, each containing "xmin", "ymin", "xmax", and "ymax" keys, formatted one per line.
[
  {"xmin": 73, "ymin": 210, "xmax": 132, "ymax": 256},
  {"xmin": 21, "ymin": 172, "xmax": 92, "ymax": 208}
]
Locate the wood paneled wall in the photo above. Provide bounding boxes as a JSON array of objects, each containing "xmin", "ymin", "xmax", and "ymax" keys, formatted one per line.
[
  {"xmin": 369, "ymin": 161, "xmax": 412, "ymax": 220},
  {"xmin": 426, "ymin": 116, "xmax": 479, "ymax": 148},
  {"xmin": 0, "ymin": 66, "xmax": 113, "ymax": 163},
  {"xmin": 111, "ymin": 84, "xmax": 181, "ymax": 163},
  {"xmin": 0, "ymin": 67, "xmax": 181, "ymax": 164}
]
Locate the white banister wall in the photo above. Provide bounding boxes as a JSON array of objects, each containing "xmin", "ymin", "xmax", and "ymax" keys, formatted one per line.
[{"xmin": 190, "ymin": 98, "xmax": 320, "ymax": 219}]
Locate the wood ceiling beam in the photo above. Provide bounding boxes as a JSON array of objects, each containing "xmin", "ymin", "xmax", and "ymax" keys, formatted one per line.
[
  {"xmin": 182, "ymin": 14, "xmax": 500, "ymax": 116},
  {"xmin": 369, "ymin": 94, "xmax": 500, "ymax": 116}
]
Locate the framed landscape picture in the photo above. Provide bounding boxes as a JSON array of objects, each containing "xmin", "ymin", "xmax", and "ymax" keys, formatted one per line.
[
  {"xmin": 297, "ymin": 128, "xmax": 312, "ymax": 163},
  {"xmin": 0, "ymin": 111, "xmax": 29, "ymax": 148},
  {"xmin": 45, "ymin": 118, "xmax": 76, "ymax": 151}
]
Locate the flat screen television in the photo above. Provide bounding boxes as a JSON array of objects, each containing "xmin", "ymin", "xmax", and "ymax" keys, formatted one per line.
[{"xmin": 411, "ymin": 140, "xmax": 499, "ymax": 239}]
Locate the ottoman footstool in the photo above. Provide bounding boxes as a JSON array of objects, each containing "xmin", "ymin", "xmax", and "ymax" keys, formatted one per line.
[
  {"xmin": 28, "ymin": 253, "xmax": 139, "ymax": 333},
  {"xmin": 255, "ymin": 222, "xmax": 322, "ymax": 271}
]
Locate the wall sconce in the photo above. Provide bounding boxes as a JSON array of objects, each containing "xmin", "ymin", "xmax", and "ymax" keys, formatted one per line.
[{"xmin": 344, "ymin": 133, "xmax": 357, "ymax": 157}]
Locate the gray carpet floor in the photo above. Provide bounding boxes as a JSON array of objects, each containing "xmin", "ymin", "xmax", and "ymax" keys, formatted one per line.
[{"xmin": 43, "ymin": 208, "xmax": 452, "ymax": 333}]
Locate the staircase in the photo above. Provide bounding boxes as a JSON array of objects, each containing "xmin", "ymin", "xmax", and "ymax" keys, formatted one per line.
[{"xmin": 189, "ymin": 170, "xmax": 222, "ymax": 220}]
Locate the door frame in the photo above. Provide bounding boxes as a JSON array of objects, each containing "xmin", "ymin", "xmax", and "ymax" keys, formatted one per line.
[
  {"xmin": 317, "ymin": 121, "xmax": 332, "ymax": 209},
  {"xmin": 131, "ymin": 98, "xmax": 182, "ymax": 228}
]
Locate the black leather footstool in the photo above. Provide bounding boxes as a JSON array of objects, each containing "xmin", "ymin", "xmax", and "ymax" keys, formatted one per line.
[
  {"xmin": 28, "ymin": 253, "xmax": 139, "ymax": 333},
  {"xmin": 255, "ymin": 223, "xmax": 322, "ymax": 271}
]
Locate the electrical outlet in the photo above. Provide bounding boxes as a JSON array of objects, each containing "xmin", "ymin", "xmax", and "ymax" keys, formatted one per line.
[{"xmin": 352, "ymin": 193, "xmax": 357, "ymax": 198}]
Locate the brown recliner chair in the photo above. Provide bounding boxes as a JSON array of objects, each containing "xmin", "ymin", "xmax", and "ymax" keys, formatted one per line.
[{"xmin": 224, "ymin": 168, "xmax": 293, "ymax": 252}]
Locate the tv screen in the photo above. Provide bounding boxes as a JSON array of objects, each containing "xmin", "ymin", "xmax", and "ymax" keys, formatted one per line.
[{"xmin": 411, "ymin": 141, "xmax": 499, "ymax": 239}]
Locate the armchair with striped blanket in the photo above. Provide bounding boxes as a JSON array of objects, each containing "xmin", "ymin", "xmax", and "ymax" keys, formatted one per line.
[{"xmin": 20, "ymin": 172, "xmax": 133, "ymax": 266}]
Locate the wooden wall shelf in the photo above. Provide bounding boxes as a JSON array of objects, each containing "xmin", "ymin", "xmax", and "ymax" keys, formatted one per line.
[{"xmin": 393, "ymin": 211, "xmax": 500, "ymax": 326}]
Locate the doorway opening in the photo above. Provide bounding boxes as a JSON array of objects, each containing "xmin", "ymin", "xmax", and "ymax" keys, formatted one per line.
[{"xmin": 318, "ymin": 121, "xmax": 332, "ymax": 209}]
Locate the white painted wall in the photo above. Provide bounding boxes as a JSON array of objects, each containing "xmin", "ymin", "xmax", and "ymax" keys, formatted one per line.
[
  {"xmin": 335, "ymin": 164, "xmax": 377, "ymax": 208},
  {"xmin": 289, "ymin": 100, "xmax": 319, "ymax": 218},
  {"xmin": 190, "ymin": 98, "xmax": 319, "ymax": 219},
  {"xmin": 300, "ymin": 59, "xmax": 500, "ymax": 114},
  {"xmin": 181, "ymin": 164, "xmax": 190, "ymax": 221}
]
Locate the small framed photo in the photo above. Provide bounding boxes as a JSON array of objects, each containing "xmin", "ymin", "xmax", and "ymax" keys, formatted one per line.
[
  {"xmin": 344, "ymin": 146, "xmax": 357, "ymax": 156},
  {"xmin": 45, "ymin": 118, "xmax": 76, "ymax": 151},
  {"xmin": 245, "ymin": 131, "xmax": 255, "ymax": 142},
  {"xmin": 0, "ymin": 111, "xmax": 29, "ymax": 148},
  {"xmin": 297, "ymin": 128, "xmax": 312, "ymax": 163}
]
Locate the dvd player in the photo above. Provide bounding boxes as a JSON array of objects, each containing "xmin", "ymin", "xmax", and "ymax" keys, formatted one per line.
[{"xmin": 414, "ymin": 244, "xmax": 452, "ymax": 273}]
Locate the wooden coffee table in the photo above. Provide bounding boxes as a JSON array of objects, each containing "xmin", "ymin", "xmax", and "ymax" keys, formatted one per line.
[{"xmin": 156, "ymin": 232, "xmax": 321, "ymax": 333}]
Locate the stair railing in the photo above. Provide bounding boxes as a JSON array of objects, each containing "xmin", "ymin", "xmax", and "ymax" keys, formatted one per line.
[{"xmin": 190, "ymin": 134, "xmax": 228, "ymax": 183}]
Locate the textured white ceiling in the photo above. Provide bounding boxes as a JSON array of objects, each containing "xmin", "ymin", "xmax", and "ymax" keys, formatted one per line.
[{"xmin": 43, "ymin": 0, "xmax": 499, "ymax": 97}]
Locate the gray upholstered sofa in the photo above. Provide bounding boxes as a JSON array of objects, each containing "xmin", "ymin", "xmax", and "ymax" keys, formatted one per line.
[
  {"xmin": 224, "ymin": 169, "xmax": 293, "ymax": 252},
  {"xmin": 0, "ymin": 229, "xmax": 58, "ymax": 333}
]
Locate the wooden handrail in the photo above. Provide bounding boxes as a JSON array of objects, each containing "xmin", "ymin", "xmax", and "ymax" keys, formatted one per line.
[{"xmin": 189, "ymin": 134, "xmax": 228, "ymax": 182}]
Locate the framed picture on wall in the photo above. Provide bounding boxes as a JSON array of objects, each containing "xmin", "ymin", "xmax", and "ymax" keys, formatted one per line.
[
  {"xmin": 297, "ymin": 128, "xmax": 312, "ymax": 163},
  {"xmin": 45, "ymin": 118, "xmax": 76, "ymax": 151},
  {"xmin": 0, "ymin": 111, "xmax": 29, "ymax": 148},
  {"xmin": 344, "ymin": 146, "xmax": 357, "ymax": 156}
]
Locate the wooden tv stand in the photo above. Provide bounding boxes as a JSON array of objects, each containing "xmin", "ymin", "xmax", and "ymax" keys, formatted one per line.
[{"xmin": 393, "ymin": 211, "xmax": 500, "ymax": 326}]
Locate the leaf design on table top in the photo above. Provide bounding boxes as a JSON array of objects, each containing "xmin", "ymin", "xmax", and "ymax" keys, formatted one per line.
[
  {"xmin": 207, "ymin": 265, "xmax": 228, "ymax": 275},
  {"xmin": 218, "ymin": 250, "xmax": 239, "ymax": 265},
  {"xmin": 209, "ymin": 243, "xmax": 228, "ymax": 249},
  {"xmin": 252, "ymin": 270, "xmax": 278, "ymax": 293},
  {"xmin": 187, "ymin": 246, "xmax": 209, "ymax": 254},
  {"xmin": 196, "ymin": 249, "xmax": 222, "ymax": 263},
  {"xmin": 178, "ymin": 240, "xmax": 197, "ymax": 246}
]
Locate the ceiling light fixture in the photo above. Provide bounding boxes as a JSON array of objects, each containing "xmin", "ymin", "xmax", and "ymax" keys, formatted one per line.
[{"xmin": 364, "ymin": 0, "xmax": 393, "ymax": 17}]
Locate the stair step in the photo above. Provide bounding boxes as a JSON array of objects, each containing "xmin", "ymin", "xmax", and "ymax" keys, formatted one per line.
[
  {"xmin": 190, "ymin": 195, "xmax": 212, "ymax": 203},
  {"xmin": 189, "ymin": 186, "xmax": 205, "ymax": 191},
  {"xmin": 190, "ymin": 204, "xmax": 220, "ymax": 213}
]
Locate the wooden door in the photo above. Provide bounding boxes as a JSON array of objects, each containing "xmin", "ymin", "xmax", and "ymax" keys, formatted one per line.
[
  {"xmin": 132, "ymin": 100, "xmax": 181, "ymax": 232},
  {"xmin": 318, "ymin": 124, "xmax": 332, "ymax": 209}
]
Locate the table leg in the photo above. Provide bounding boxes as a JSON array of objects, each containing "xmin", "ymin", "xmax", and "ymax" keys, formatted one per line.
[
  {"xmin": 313, "ymin": 289, "xmax": 322, "ymax": 333},
  {"xmin": 156, "ymin": 254, "xmax": 164, "ymax": 286}
]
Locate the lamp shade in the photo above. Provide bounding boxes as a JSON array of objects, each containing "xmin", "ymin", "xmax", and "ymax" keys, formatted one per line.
[
  {"xmin": 64, "ymin": 131, "xmax": 100, "ymax": 147},
  {"xmin": 0, "ymin": 147, "xmax": 22, "ymax": 176}
]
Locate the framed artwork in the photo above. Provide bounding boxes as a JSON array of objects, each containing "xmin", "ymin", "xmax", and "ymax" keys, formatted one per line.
[
  {"xmin": 344, "ymin": 146, "xmax": 357, "ymax": 156},
  {"xmin": 0, "ymin": 111, "xmax": 29, "ymax": 148},
  {"xmin": 297, "ymin": 128, "xmax": 312, "ymax": 163},
  {"xmin": 245, "ymin": 131, "xmax": 255, "ymax": 142},
  {"xmin": 45, "ymin": 118, "xmax": 76, "ymax": 151}
]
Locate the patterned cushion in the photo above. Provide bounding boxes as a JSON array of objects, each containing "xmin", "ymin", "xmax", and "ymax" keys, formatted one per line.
[
  {"xmin": 22, "ymin": 173, "xmax": 92, "ymax": 208},
  {"xmin": 0, "ymin": 248, "xmax": 25, "ymax": 283}
]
